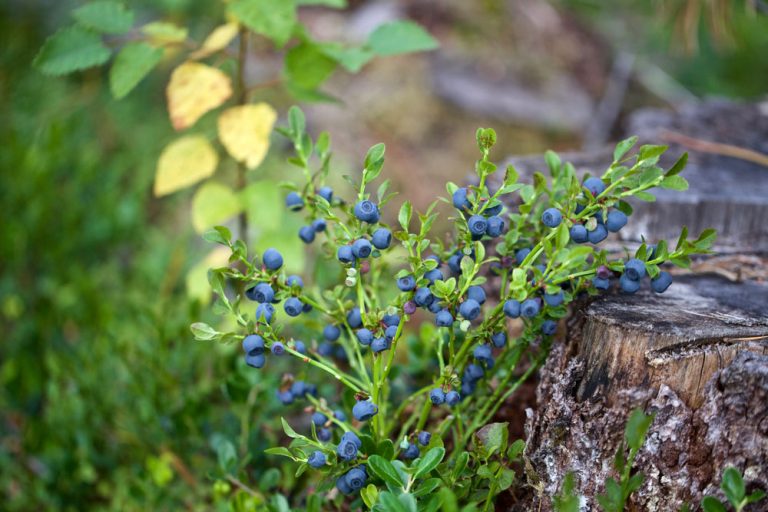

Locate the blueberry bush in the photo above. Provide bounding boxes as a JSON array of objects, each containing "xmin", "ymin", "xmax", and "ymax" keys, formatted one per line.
[{"xmin": 193, "ymin": 105, "xmax": 718, "ymax": 510}]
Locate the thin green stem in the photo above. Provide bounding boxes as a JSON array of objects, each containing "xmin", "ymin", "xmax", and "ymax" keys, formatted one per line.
[{"xmin": 284, "ymin": 347, "xmax": 365, "ymax": 393}]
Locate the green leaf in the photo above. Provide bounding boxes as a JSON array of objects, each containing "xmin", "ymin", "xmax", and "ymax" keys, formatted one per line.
[
  {"xmin": 660, "ymin": 175, "xmax": 689, "ymax": 191},
  {"xmin": 321, "ymin": 44, "xmax": 374, "ymax": 73},
  {"xmin": 34, "ymin": 27, "xmax": 111, "ymax": 76},
  {"xmin": 452, "ymin": 452, "xmax": 469, "ymax": 482},
  {"xmin": 545, "ymin": 150, "xmax": 561, "ymax": 176},
  {"xmin": 473, "ymin": 422, "xmax": 508, "ymax": 459},
  {"xmin": 72, "ymin": 1, "xmax": 134, "ymax": 34},
  {"xmin": 364, "ymin": 143, "xmax": 386, "ymax": 182},
  {"xmin": 210, "ymin": 434, "xmax": 237, "ymax": 473},
  {"xmin": 288, "ymin": 105, "xmax": 306, "ymax": 138},
  {"xmin": 665, "ymin": 152, "xmax": 688, "ymax": 176},
  {"xmin": 109, "ymin": 42, "xmax": 163, "ymax": 99},
  {"xmin": 746, "ymin": 490, "xmax": 767, "ymax": 504},
  {"xmin": 297, "ymin": 0, "xmax": 346, "ymax": 6},
  {"xmin": 399, "ymin": 201, "xmax": 412, "ymax": 231},
  {"xmin": 263, "ymin": 447, "xmax": 296, "ymax": 460},
  {"xmin": 413, "ymin": 478, "xmax": 441, "ymax": 498},
  {"xmin": 634, "ymin": 191, "xmax": 656, "ymax": 202},
  {"xmin": 368, "ymin": 21, "xmax": 438, "ymax": 56},
  {"xmin": 556, "ymin": 223, "xmax": 569, "ymax": 249},
  {"xmin": 281, "ymin": 417, "xmax": 299, "ymax": 439},
  {"xmin": 285, "ymin": 41, "xmax": 337, "ymax": 90},
  {"xmin": 701, "ymin": 497, "xmax": 728, "ymax": 512},
  {"xmin": 693, "ymin": 228, "xmax": 717, "ymax": 251},
  {"xmin": 613, "ymin": 136, "xmax": 638, "ymax": 162},
  {"xmin": 625, "ymin": 408, "xmax": 654, "ymax": 452},
  {"xmin": 414, "ymin": 447, "xmax": 445, "ymax": 479},
  {"xmin": 229, "ymin": 0, "xmax": 297, "ymax": 47},
  {"xmin": 379, "ymin": 491, "xmax": 408, "ymax": 512},
  {"xmin": 190, "ymin": 322, "xmax": 220, "ymax": 341},
  {"xmin": 637, "ymin": 144, "xmax": 668, "ymax": 165},
  {"xmin": 141, "ymin": 21, "xmax": 188, "ymax": 44},
  {"xmin": 361, "ymin": 484, "xmax": 379, "ymax": 509},
  {"xmin": 367, "ymin": 455, "xmax": 405, "ymax": 488},
  {"xmin": 721, "ymin": 467, "xmax": 746, "ymax": 507},
  {"xmin": 202, "ymin": 226, "xmax": 232, "ymax": 245}
]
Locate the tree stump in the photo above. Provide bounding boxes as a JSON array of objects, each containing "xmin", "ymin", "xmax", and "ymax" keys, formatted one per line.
[{"xmin": 522, "ymin": 275, "xmax": 768, "ymax": 510}]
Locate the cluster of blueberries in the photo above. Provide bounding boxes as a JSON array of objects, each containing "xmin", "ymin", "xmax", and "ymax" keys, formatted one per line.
[
  {"xmin": 307, "ymin": 429, "xmax": 369, "ymax": 494},
  {"xmin": 286, "ymin": 188, "xmax": 332, "ymax": 244},
  {"xmin": 452, "ymin": 188, "xmax": 506, "ymax": 239}
]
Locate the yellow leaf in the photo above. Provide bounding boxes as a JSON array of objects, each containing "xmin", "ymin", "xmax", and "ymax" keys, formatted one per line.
[
  {"xmin": 217, "ymin": 103, "xmax": 277, "ymax": 169},
  {"xmin": 191, "ymin": 181, "xmax": 241, "ymax": 233},
  {"xmin": 186, "ymin": 246, "xmax": 231, "ymax": 305},
  {"xmin": 167, "ymin": 62, "xmax": 232, "ymax": 130},
  {"xmin": 154, "ymin": 135, "xmax": 218, "ymax": 196},
  {"xmin": 190, "ymin": 22, "xmax": 239, "ymax": 59},
  {"xmin": 141, "ymin": 21, "xmax": 189, "ymax": 45}
]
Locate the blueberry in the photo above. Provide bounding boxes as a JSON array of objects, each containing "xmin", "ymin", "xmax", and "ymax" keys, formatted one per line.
[
  {"xmin": 491, "ymin": 331, "xmax": 507, "ymax": 348},
  {"xmin": 606, "ymin": 210, "xmax": 628, "ymax": 232},
  {"xmin": 298, "ymin": 225, "xmax": 315, "ymax": 244},
  {"xmin": 353, "ymin": 200, "xmax": 380, "ymax": 223},
  {"xmin": 619, "ymin": 274, "xmax": 641, "ymax": 294},
  {"xmin": 503, "ymin": 300, "xmax": 521, "ymax": 318},
  {"xmin": 312, "ymin": 412, "xmax": 328, "ymax": 426},
  {"xmin": 521, "ymin": 298, "xmax": 540, "ymax": 318},
  {"xmin": 337, "ymin": 246, "xmax": 355, "ymax": 264},
  {"xmin": 425, "ymin": 268, "xmax": 444, "ymax": 284},
  {"xmin": 467, "ymin": 215, "xmax": 488, "ymax": 237},
  {"xmin": 473, "ymin": 344, "xmax": 493, "ymax": 365},
  {"xmin": 461, "ymin": 380, "xmax": 476, "ymax": 396},
  {"xmin": 382, "ymin": 314, "xmax": 400, "ymax": 327},
  {"xmin": 435, "ymin": 309, "xmax": 454, "ymax": 327},
  {"xmin": 541, "ymin": 320, "xmax": 557, "ymax": 336},
  {"xmin": 247, "ymin": 283, "xmax": 274, "ymax": 303},
  {"xmin": 286, "ymin": 275, "xmax": 304, "ymax": 288},
  {"xmin": 542, "ymin": 208, "xmax": 562, "ymax": 228},
  {"xmin": 344, "ymin": 467, "xmax": 368, "ymax": 492},
  {"xmin": 245, "ymin": 353, "xmax": 266, "ymax": 368},
  {"xmin": 397, "ymin": 275, "xmax": 416, "ymax": 292},
  {"xmin": 596, "ymin": 265, "xmax": 612, "ymax": 279},
  {"xmin": 352, "ymin": 239, "xmax": 372, "ymax": 259},
  {"xmin": 484, "ymin": 203, "xmax": 503, "ymax": 217},
  {"xmin": 317, "ymin": 186, "xmax": 333, "ymax": 203},
  {"xmin": 428, "ymin": 300, "xmax": 443, "ymax": 314},
  {"xmin": 459, "ymin": 299, "xmax": 481, "ymax": 321},
  {"xmin": 575, "ymin": 203, "xmax": 586, "ymax": 214},
  {"xmin": 307, "ymin": 450, "xmax": 326, "ymax": 469},
  {"xmin": 318, "ymin": 428, "xmax": 332, "ymax": 442},
  {"xmin": 448, "ymin": 254, "xmax": 462, "ymax": 274},
  {"xmin": 452, "ymin": 187, "xmax": 471, "ymax": 211},
  {"xmin": 587, "ymin": 224, "xmax": 608, "ymax": 244},
  {"xmin": 334, "ymin": 410, "xmax": 348, "ymax": 422},
  {"xmin": 570, "ymin": 224, "xmax": 588, "ymax": 243},
  {"xmin": 323, "ymin": 324, "xmax": 341, "ymax": 341},
  {"xmin": 584, "ymin": 177, "xmax": 606, "ymax": 197},
  {"xmin": 544, "ymin": 289, "xmax": 564, "ymax": 307},
  {"xmin": 352, "ymin": 400, "xmax": 378, "ymax": 421},
  {"xmin": 465, "ymin": 364, "xmax": 484, "ymax": 381},
  {"xmin": 624, "ymin": 258, "xmax": 646, "ymax": 281},
  {"xmin": 403, "ymin": 300, "xmax": 417, "ymax": 315},
  {"xmin": 592, "ymin": 276, "xmax": 610, "ymax": 290},
  {"xmin": 515, "ymin": 248, "xmax": 532, "ymax": 264},
  {"xmin": 336, "ymin": 475, "xmax": 352, "ymax": 495},
  {"xmin": 371, "ymin": 228, "xmax": 392, "ymax": 250},
  {"xmin": 651, "ymin": 271, "xmax": 672, "ymax": 293},
  {"xmin": 302, "ymin": 302, "xmax": 313, "ymax": 313},
  {"xmin": 371, "ymin": 337, "xmax": 389, "ymax": 354},
  {"xmin": 284, "ymin": 297, "xmax": 303, "ymax": 317},
  {"xmin": 286, "ymin": 192, "xmax": 304, "ymax": 211},
  {"xmin": 430, "ymin": 388, "xmax": 445, "ymax": 405},
  {"xmin": 486, "ymin": 216, "xmax": 505, "ymax": 237},
  {"xmin": 445, "ymin": 390, "xmax": 461, "ymax": 406},
  {"xmin": 262, "ymin": 248, "xmax": 283, "ymax": 271},
  {"xmin": 418, "ymin": 431, "xmax": 432, "ymax": 446},
  {"xmin": 311, "ymin": 219, "xmax": 327, "ymax": 232},
  {"xmin": 414, "ymin": 288, "xmax": 434, "ymax": 307},
  {"xmin": 276, "ymin": 390, "xmax": 294, "ymax": 405},
  {"xmin": 291, "ymin": 380, "xmax": 307, "ymax": 397},
  {"xmin": 242, "ymin": 334, "xmax": 265, "ymax": 355},
  {"xmin": 467, "ymin": 285, "xmax": 486, "ymax": 305},
  {"xmin": 336, "ymin": 437, "xmax": 359, "ymax": 462},
  {"xmin": 402, "ymin": 443, "xmax": 420, "ymax": 460},
  {"xmin": 341, "ymin": 431, "xmax": 362, "ymax": 449},
  {"xmin": 317, "ymin": 342, "xmax": 334, "ymax": 357},
  {"xmin": 271, "ymin": 342, "xmax": 285, "ymax": 356},
  {"xmin": 384, "ymin": 325, "xmax": 398, "ymax": 341},
  {"xmin": 255, "ymin": 303, "xmax": 275, "ymax": 324},
  {"xmin": 353, "ymin": 328, "xmax": 372, "ymax": 347},
  {"xmin": 346, "ymin": 307, "xmax": 363, "ymax": 328}
]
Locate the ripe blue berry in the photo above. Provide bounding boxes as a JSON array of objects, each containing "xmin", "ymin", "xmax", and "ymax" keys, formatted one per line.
[
  {"xmin": 452, "ymin": 187, "xmax": 471, "ymax": 211},
  {"xmin": 271, "ymin": 342, "xmax": 285, "ymax": 356},
  {"xmin": 473, "ymin": 344, "xmax": 493, "ymax": 365},
  {"xmin": 247, "ymin": 283, "xmax": 274, "ymax": 302},
  {"xmin": 243, "ymin": 334, "xmax": 265, "ymax": 355},
  {"xmin": 352, "ymin": 400, "xmax": 378, "ymax": 421},
  {"xmin": 428, "ymin": 301, "xmax": 442, "ymax": 314},
  {"xmin": 312, "ymin": 412, "xmax": 327, "ymax": 426},
  {"xmin": 418, "ymin": 431, "xmax": 432, "ymax": 446},
  {"xmin": 491, "ymin": 332, "xmax": 506, "ymax": 348},
  {"xmin": 346, "ymin": 307, "xmax": 363, "ymax": 328},
  {"xmin": 255, "ymin": 303, "xmax": 275, "ymax": 324},
  {"xmin": 651, "ymin": 271, "xmax": 672, "ymax": 293},
  {"xmin": 448, "ymin": 253, "xmax": 462, "ymax": 274},
  {"xmin": 291, "ymin": 380, "xmax": 308, "ymax": 397},
  {"xmin": 592, "ymin": 277, "xmax": 610, "ymax": 290},
  {"xmin": 402, "ymin": 443, "xmax": 420, "ymax": 459},
  {"xmin": 403, "ymin": 300, "xmax": 417, "ymax": 315},
  {"xmin": 584, "ymin": 177, "xmax": 606, "ymax": 197},
  {"xmin": 544, "ymin": 289, "xmax": 564, "ymax": 307},
  {"xmin": 311, "ymin": 219, "xmax": 327, "ymax": 232},
  {"xmin": 542, "ymin": 208, "xmax": 562, "ymax": 228},
  {"xmin": 308, "ymin": 450, "xmax": 326, "ymax": 469},
  {"xmin": 484, "ymin": 203, "xmax": 503, "ymax": 217},
  {"xmin": 262, "ymin": 248, "xmax": 283, "ymax": 270},
  {"xmin": 467, "ymin": 285, "xmax": 486, "ymax": 304},
  {"xmin": 323, "ymin": 324, "xmax": 341, "ymax": 341},
  {"xmin": 445, "ymin": 390, "xmax": 461, "ymax": 406},
  {"xmin": 619, "ymin": 274, "xmax": 641, "ymax": 294},
  {"xmin": 606, "ymin": 210, "xmax": 628, "ymax": 232},
  {"xmin": 515, "ymin": 248, "xmax": 532, "ymax": 264},
  {"xmin": 371, "ymin": 337, "xmax": 389, "ymax": 353},
  {"xmin": 430, "ymin": 388, "xmax": 446, "ymax": 405},
  {"xmin": 587, "ymin": 224, "xmax": 608, "ymax": 244},
  {"xmin": 336, "ymin": 475, "xmax": 352, "ymax": 495},
  {"xmin": 341, "ymin": 431, "xmax": 361, "ymax": 449},
  {"xmin": 624, "ymin": 258, "xmax": 646, "ymax": 281},
  {"xmin": 371, "ymin": 228, "xmax": 392, "ymax": 250},
  {"xmin": 414, "ymin": 288, "xmax": 434, "ymax": 307},
  {"xmin": 356, "ymin": 329, "xmax": 373, "ymax": 346},
  {"xmin": 542, "ymin": 320, "xmax": 557, "ymax": 336},
  {"xmin": 465, "ymin": 363, "xmax": 484, "ymax": 381},
  {"xmin": 384, "ymin": 325, "xmax": 398, "ymax": 341},
  {"xmin": 317, "ymin": 342, "xmax": 334, "ymax": 357},
  {"xmin": 382, "ymin": 314, "xmax": 400, "ymax": 327},
  {"xmin": 336, "ymin": 437, "xmax": 359, "ymax": 462},
  {"xmin": 276, "ymin": 390, "xmax": 294, "ymax": 405},
  {"xmin": 459, "ymin": 299, "xmax": 481, "ymax": 321},
  {"xmin": 337, "ymin": 246, "xmax": 355, "ymax": 264},
  {"xmin": 317, "ymin": 186, "xmax": 333, "ymax": 203},
  {"xmin": 435, "ymin": 309, "xmax": 454, "ymax": 327},
  {"xmin": 503, "ymin": 300, "xmax": 521, "ymax": 318},
  {"xmin": 570, "ymin": 224, "xmax": 588, "ymax": 243},
  {"xmin": 352, "ymin": 239, "xmax": 372, "ymax": 258},
  {"xmin": 467, "ymin": 215, "xmax": 488, "ymax": 237},
  {"xmin": 286, "ymin": 275, "xmax": 304, "ymax": 288},
  {"xmin": 302, "ymin": 302, "xmax": 313, "ymax": 313},
  {"xmin": 284, "ymin": 297, "xmax": 303, "ymax": 317},
  {"xmin": 299, "ymin": 225, "xmax": 315, "ymax": 243},
  {"xmin": 425, "ymin": 268, "xmax": 444, "ymax": 284},
  {"xmin": 344, "ymin": 467, "xmax": 367, "ymax": 492},
  {"xmin": 318, "ymin": 428, "xmax": 332, "ymax": 442},
  {"xmin": 397, "ymin": 275, "xmax": 416, "ymax": 292},
  {"xmin": 486, "ymin": 216, "xmax": 505, "ymax": 237},
  {"xmin": 521, "ymin": 298, "xmax": 540, "ymax": 318},
  {"xmin": 353, "ymin": 200, "xmax": 380, "ymax": 223},
  {"xmin": 245, "ymin": 353, "xmax": 266, "ymax": 368},
  {"xmin": 285, "ymin": 192, "xmax": 304, "ymax": 211}
]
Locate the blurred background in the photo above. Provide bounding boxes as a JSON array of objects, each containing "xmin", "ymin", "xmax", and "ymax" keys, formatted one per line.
[{"xmin": 1, "ymin": 0, "xmax": 766, "ymax": 509}]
